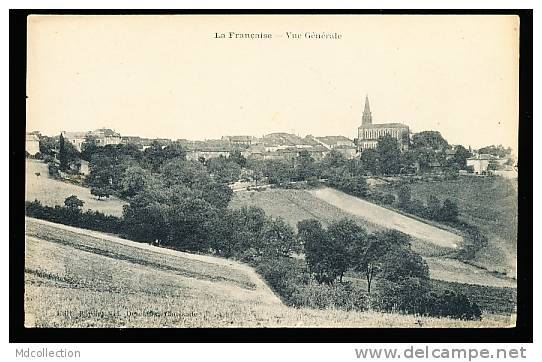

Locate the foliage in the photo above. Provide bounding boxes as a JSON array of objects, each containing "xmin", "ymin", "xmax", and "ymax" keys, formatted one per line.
[
  {"xmin": 48, "ymin": 164, "xmax": 60, "ymax": 179},
  {"xmin": 397, "ymin": 185, "xmax": 411, "ymax": 208},
  {"xmin": 64, "ymin": 195, "xmax": 84, "ymax": 210},
  {"xmin": 58, "ymin": 133, "xmax": 80, "ymax": 171},
  {"xmin": 477, "ymin": 145, "xmax": 512, "ymax": 158},
  {"xmin": 376, "ymin": 135, "xmax": 402, "ymax": 175},
  {"xmin": 300, "ymin": 218, "xmax": 366, "ymax": 284},
  {"xmin": 39, "ymin": 135, "xmax": 58, "ymax": 157},
  {"xmin": 25, "ymin": 200, "xmax": 123, "ymax": 234},
  {"xmin": 206, "ymin": 156, "xmax": 242, "ymax": 184},
  {"xmin": 91, "ymin": 186, "xmax": 113, "ymax": 200}
]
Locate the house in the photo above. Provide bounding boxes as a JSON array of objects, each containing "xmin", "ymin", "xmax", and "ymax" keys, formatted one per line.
[
  {"xmin": 26, "ymin": 132, "xmax": 40, "ymax": 156},
  {"xmin": 62, "ymin": 128, "xmax": 122, "ymax": 151},
  {"xmin": 466, "ymin": 154, "xmax": 496, "ymax": 174},
  {"xmin": 185, "ymin": 139, "xmax": 232, "ymax": 161},
  {"xmin": 312, "ymin": 135, "xmax": 355, "ymax": 150},
  {"xmin": 222, "ymin": 135, "xmax": 258, "ymax": 148},
  {"xmin": 333, "ymin": 145, "xmax": 358, "ymax": 159},
  {"xmin": 61, "ymin": 131, "xmax": 88, "ymax": 151}
]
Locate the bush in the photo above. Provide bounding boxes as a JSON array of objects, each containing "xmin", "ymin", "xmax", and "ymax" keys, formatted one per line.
[
  {"xmin": 381, "ymin": 193, "xmax": 396, "ymax": 205},
  {"xmin": 254, "ymin": 257, "xmax": 309, "ymax": 306},
  {"xmin": 25, "ymin": 200, "xmax": 123, "ymax": 235},
  {"xmin": 373, "ymin": 278, "xmax": 482, "ymax": 320},
  {"xmin": 48, "ymin": 164, "xmax": 60, "ymax": 178},
  {"xmin": 293, "ymin": 281, "xmax": 368, "ymax": 311},
  {"xmin": 423, "ymin": 289, "xmax": 482, "ymax": 320}
]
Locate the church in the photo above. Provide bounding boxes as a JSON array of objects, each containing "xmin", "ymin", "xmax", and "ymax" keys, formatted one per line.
[{"xmin": 357, "ymin": 95, "xmax": 410, "ymax": 152}]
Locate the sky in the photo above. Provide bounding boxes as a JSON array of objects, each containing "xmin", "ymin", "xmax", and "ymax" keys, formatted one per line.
[{"xmin": 27, "ymin": 15, "xmax": 519, "ymax": 152}]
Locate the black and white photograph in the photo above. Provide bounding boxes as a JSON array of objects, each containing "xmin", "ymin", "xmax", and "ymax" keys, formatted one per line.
[{"xmin": 11, "ymin": 11, "xmax": 531, "ymax": 339}]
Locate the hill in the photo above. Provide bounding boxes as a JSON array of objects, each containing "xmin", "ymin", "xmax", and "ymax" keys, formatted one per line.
[
  {"xmin": 373, "ymin": 176, "xmax": 518, "ymax": 277},
  {"xmin": 24, "ymin": 218, "xmax": 510, "ymax": 328},
  {"xmin": 230, "ymin": 188, "xmax": 516, "ymax": 290},
  {"xmin": 25, "ymin": 159, "xmax": 126, "ymax": 217}
]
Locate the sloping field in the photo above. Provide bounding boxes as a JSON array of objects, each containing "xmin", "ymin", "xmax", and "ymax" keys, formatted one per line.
[
  {"xmin": 230, "ymin": 188, "xmax": 381, "ymax": 232},
  {"xmin": 24, "ymin": 218, "xmax": 509, "ymax": 328},
  {"xmin": 309, "ymin": 188, "xmax": 462, "ymax": 249},
  {"xmin": 26, "ymin": 159, "xmax": 126, "ymax": 216},
  {"xmin": 231, "ymin": 188, "xmax": 516, "ymax": 289},
  {"xmin": 374, "ymin": 177, "xmax": 518, "ymax": 278}
]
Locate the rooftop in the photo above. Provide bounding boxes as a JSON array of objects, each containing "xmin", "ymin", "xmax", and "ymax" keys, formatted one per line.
[{"xmin": 358, "ymin": 122, "xmax": 409, "ymax": 129}]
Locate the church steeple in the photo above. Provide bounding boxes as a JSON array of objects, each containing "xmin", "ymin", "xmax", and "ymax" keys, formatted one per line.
[{"xmin": 362, "ymin": 94, "xmax": 372, "ymax": 125}]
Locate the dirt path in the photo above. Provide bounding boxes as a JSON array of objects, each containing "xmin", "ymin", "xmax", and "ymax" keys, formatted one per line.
[{"xmin": 309, "ymin": 187, "xmax": 462, "ymax": 249}]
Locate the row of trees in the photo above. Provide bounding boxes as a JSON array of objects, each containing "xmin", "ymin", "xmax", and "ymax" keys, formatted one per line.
[{"xmin": 397, "ymin": 186, "xmax": 460, "ymax": 222}]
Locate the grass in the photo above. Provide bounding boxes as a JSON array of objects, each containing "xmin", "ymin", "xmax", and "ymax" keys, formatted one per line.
[
  {"xmin": 230, "ymin": 188, "xmax": 381, "ymax": 232},
  {"xmin": 24, "ymin": 218, "xmax": 511, "ymax": 328},
  {"xmin": 25, "ymin": 159, "xmax": 126, "ymax": 217},
  {"xmin": 373, "ymin": 177, "xmax": 518, "ymax": 277}
]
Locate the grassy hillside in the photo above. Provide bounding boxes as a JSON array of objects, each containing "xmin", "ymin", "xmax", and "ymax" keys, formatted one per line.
[
  {"xmin": 26, "ymin": 159, "xmax": 126, "ymax": 216},
  {"xmin": 24, "ymin": 218, "xmax": 510, "ymax": 328},
  {"xmin": 230, "ymin": 188, "xmax": 381, "ymax": 232},
  {"xmin": 373, "ymin": 177, "xmax": 518, "ymax": 277},
  {"xmin": 230, "ymin": 188, "xmax": 516, "ymax": 289}
]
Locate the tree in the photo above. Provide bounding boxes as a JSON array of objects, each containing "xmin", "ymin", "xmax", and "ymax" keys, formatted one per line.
[
  {"xmin": 440, "ymin": 198, "xmax": 459, "ymax": 222},
  {"xmin": 298, "ymin": 219, "xmax": 336, "ymax": 284},
  {"xmin": 294, "ymin": 150, "xmax": 316, "ymax": 181},
  {"xmin": 360, "ymin": 149, "xmax": 379, "ymax": 175},
  {"xmin": 353, "ymin": 230, "xmax": 414, "ymax": 294},
  {"xmin": 260, "ymin": 217, "xmax": 300, "ymax": 258},
  {"xmin": 80, "ymin": 135, "xmax": 99, "ymax": 161},
  {"xmin": 201, "ymin": 182, "xmax": 233, "ymax": 209},
  {"xmin": 450, "ymin": 145, "xmax": 472, "ymax": 169},
  {"xmin": 58, "ymin": 133, "xmax": 67, "ymax": 170},
  {"xmin": 328, "ymin": 167, "xmax": 368, "ymax": 197},
  {"xmin": 397, "ymin": 185, "xmax": 411, "ymax": 209},
  {"xmin": 321, "ymin": 150, "xmax": 347, "ymax": 172},
  {"xmin": 376, "ymin": 135, "xmax": 402, "ymax": 175},
  {"xmin": 91, "ymin": 186, "xmax": 113, "ymax": 200},
  {"xmin": 161, "ymin": 158, "xmax": 213, "ymax": 189},
  {"xmin": 245, "ymin": 159, "xmax": 265, "ymax": 185},
  {"xmin": 207, "ymin": 156, "xmax": 242, "ymax": 184},
  {"xmin": 166, "ymin": 197, "xmax": 217, "ymax": 252},
  {"xmin": 380, "ymin": 248, "xmax": 429, "ymax": 282},
  {"xmin": 264, "ymin": 159, "xmax": 292, "ymax": 185},
  {"xmin": 39, "ymin": 135, "xmax": 58, "ymax": 157},
  {"xmin": 229, "ymin": 149, "xmax": 247, "ymax": 167},
  {"xmin": 325, "ymin": 219, "xmax": 367, "ymax": 283},
  {"xmin": 477, "ymin": 145, "xmax": 512, "ymax": 158},
  {"xmin": 119, "ymin": 165, "xmax": 151, "ymax": 198},
  {"xmin": 64, "ymin": 195, "xmax": 84, "ymax": 210},
  {"xmin": 58, "ymin": 133, "xmax": 79, "ymax": 171},
  {"xmin": 426, "ymin": 194, "xmax": 442, "ymax": 220}
]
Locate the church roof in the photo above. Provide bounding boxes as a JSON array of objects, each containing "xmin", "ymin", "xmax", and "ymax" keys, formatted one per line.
[{"xmin": 358, "ymin": 122, "xmax": 409, "ymax": 129}]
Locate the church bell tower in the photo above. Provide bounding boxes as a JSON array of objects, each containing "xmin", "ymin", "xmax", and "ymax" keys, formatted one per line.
[{"xmin": 362, "ymin": 95, "xmax": 372, "ymax": 125}]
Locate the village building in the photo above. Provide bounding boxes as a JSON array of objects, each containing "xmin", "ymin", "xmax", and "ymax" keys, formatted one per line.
[
  {"xmin": 357, "ymin": 95, "xmax": 410, "ymax": 152},
  {"xmin": 26, "ymin": 132, "xmax": 41, "ymax": 156},
  {"xmin": 62, "ymin": 128, "xmax": 122, "ymax": 151},
  {"xmin": 466, "ymin": 154, "xmax": 496, "ymax": 174},
  {"xmin": 222, "ymin": 135, "xmax": 258, "ymax": 148},
  {"xmin": 312, "ymin": 135, "xmax": 355, "ymax": 149},
  {"xmin": 184, "ymin": 139, "xmax": 232, "ymax": 161}
]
